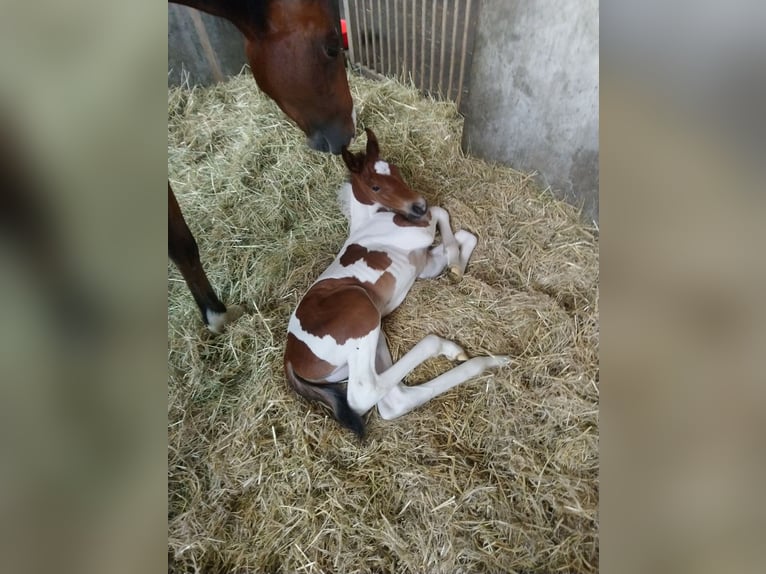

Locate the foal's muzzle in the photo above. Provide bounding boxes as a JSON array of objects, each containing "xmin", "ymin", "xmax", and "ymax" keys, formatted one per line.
[{"xmin": 408, "ymin": 200, "xmax": 428, "ymax": 220}]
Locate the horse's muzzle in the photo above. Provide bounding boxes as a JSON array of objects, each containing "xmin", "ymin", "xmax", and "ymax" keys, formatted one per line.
[{"xmin": 307, "ymin": 120, "xmax": 356, "ymax": 155}]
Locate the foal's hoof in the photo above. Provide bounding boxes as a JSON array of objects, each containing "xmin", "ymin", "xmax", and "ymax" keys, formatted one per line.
[
  {"xmin": 456, "ymin": 351, "xmax": 470, "ymax": 362},
  {"xmin": 206, "ymin": 304, "xmax": 245, "ymax": 334},
  {"xmin": 447, "ymin": 265, "xmax": 463, "ymax": 283}
]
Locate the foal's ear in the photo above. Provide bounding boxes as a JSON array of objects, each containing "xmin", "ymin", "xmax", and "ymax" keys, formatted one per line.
[
  {"xmin": 341, "ymin": 145, "xmax": 364, "ymax": 173},
  {"xmin": 364, "ymin": 128, "xmax": 380, "ymax": 161}
]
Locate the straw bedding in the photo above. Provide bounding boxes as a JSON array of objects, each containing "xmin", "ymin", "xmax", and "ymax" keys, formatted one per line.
[{"xmin": 168, "ymin": 72, "xmax": 599, "ymax": 573}]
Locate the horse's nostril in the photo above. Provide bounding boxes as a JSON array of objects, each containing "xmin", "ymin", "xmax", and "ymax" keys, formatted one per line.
[{"xmin": 308, "ymin": 134, "xmax": 330, "ymax": 153}]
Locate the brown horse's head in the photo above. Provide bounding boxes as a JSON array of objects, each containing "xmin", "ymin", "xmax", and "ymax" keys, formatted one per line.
[{"xmin": 239, "ymin": 0, "xmax": 356, "ymax": 154}]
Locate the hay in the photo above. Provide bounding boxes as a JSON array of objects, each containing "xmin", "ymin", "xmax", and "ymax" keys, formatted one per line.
[{"xmin": 168, "ymin": 71, "xmax": 599, "ymax": 573}]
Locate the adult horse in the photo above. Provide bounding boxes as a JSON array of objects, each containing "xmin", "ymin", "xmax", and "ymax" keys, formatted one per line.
[{"xmin": 169, "ymin": 0, "xmax": 355, "ymax": 332}]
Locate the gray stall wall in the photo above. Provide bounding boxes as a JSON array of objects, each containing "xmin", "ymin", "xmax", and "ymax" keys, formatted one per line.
[
  {"xmin": 168, "ymin": 4, "xmax": 247, "ymax": 86},
  {"xmin": 462, "ymin": 0, "xmax": 599, "ymax": 223}
]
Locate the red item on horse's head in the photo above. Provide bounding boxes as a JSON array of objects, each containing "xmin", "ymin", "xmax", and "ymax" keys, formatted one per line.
[{"xmin": 340, "ymin": 19, "xmax": 348, "ymax": 50}]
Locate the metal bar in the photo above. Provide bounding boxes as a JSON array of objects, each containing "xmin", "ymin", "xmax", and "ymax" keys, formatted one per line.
[
  {"xmin": 411, "ymin": 0, "xmax": 417, "ymax": 84},
  {"xmin": 394, "ymin": 0, "xmax": 400, "ymax": 78},
  {"xmin": 361, "ymin": 0, "xmax": 370, "ymax": 66},
  {"xmin": 402, "ymin": 0, "xmax": 408, "ymax": 80},
  {"xmin": 370, "ymin": 0, "xmax": 378, "ymax": 71},
  {"xmin": 438, "ymin": 0, "xmax": 448, "ymax": 96},
  {"xmin": 419, "ymin": 0, "xmax": 426, "ymax": 87},
  {"xmin": 342, "ymin": 0, "xmax": 355, "ymax": 66},
  {"xmin": 455, "ymin": 0, "xmax": 472, "ymax": 109},
  {"xmin": 386, "ymin": 0, "xmax": 392, "ymax": 75},
  {"xmin": 429, "ymin": 0, "xmax": 436, "ymax": 93},
  {"xmin": 353, "ymin": 0, "xmax": 363, "ymax": 65},
  {"xmin": 377, "ymin": 0, "xmax": 384, "ymax": 73},
  {"xmin": 447, "ymin": 0, "xmax": 460, "ymax": 100}
]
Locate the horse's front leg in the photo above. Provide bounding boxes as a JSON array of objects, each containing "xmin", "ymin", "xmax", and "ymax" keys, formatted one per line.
[{"xmin": 168, "ymin": 183, "xmax": 243, "ymax": 333}]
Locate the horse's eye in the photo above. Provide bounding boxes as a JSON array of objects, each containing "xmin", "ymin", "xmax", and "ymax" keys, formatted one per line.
[
  {"xmin": 324, "ymin": 43, "xmax": 341, "ymax": 59},
  {"xmin": 371, "ymin": 185, "xmax": 381, "ymax": 192}
]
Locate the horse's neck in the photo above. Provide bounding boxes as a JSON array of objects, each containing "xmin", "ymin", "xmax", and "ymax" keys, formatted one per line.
[{"xmin": 171, "ymin": 1, "xmax": 269, "ymax": 35}]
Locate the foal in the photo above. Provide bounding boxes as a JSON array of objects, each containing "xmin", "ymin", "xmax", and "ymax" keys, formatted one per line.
[{"xmin": 284, "ymin": 129, "xmax": 509, "ymax": 437}]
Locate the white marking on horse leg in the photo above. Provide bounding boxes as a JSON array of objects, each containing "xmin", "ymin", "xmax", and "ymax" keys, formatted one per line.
[
  {"xmin": 373, "ymin": 160, "xmax": 391, "ymax": 175},
  {"xmin": 346, "ymin": 333, "xmax": 466, "ymax": 416},
  {"xmin": 430, "ymin": 207, "xmax": 461, "ymax": 278},
  {"xmin": 375, "ymin": 333, "xmax": 393, "ymax": 372},
  {"xmin": 377, "ymin": 355, "xmax": 510, "ymax": 420},
  {"xmin": 351, "ymin": 105, "xmax": 357, "ymax": 129},
  {"xmin": 206, "ymin": 304, "xmax": 244, "ymax": 334},
  {"xmin": 418, "ymin": 243, "xmax": 448, "ymax": 279},
  {"xmin": 454, "ymin": 229, "xmax": 478, "ymax": 275},
  {"xmin": 345, "ymin": 330, "xmax": 387, "ymax": 415}
]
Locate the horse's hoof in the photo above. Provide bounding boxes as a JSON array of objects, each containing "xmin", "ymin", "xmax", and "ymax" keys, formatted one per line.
[
  {"xmin": 206, "ymin": 304, "xmax": 245, "ymax": 334},
  {"xmin": 456, "ymin": 351, "xmax": 469, "ymax": 362},
  {"xmin": 447, "ymin": 265, "xmax": 463, "ymax": 283}
]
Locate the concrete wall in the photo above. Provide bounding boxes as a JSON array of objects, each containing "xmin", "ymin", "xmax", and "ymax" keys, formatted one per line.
[
  {"xmin": 461, "ymin": 0, "xmax": 599, "ymax": 223},
  {"xmin": 168, "ymin": 4, "xmax": 247, "ymax": 86}
]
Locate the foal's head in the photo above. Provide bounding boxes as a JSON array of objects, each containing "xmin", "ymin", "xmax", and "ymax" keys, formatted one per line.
[
  {"xmin": 341, "ymin": 129, "xmax": 428, "ymax": 221},
  {"xmin": 241, "ymin": 0, "xmax": 355, "ymax": 154}
]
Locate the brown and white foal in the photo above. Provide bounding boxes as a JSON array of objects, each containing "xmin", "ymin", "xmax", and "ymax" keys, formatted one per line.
[{"xmin": 284, "ymin": 129, "xmax": 508, "ymax": 437}]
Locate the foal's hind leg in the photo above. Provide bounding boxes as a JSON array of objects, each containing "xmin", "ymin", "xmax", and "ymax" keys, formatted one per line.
[
  {"xmin": 376, "ymin": 353, "xmax": 510, "ymax": 420},
  {"xmin": 347, "ymin": 331, "xmax": 470, "ymax": 416},
  {"xmin": 371, "ymin": 334, "xmax": 505, "ymax": 420},
  {"xmin": 168, "ymin": 183, "xmax": 243, "ymax": 333}
]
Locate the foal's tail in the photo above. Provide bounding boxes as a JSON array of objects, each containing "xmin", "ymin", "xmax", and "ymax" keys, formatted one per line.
[{"xmin": 284, "ymin": 361, "xmax": 365, "ymax": 439}]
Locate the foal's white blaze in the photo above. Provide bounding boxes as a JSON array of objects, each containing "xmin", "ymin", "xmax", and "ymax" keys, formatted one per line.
[{"xmin": 373, "ymin": 160, "xmax": 391, "ymax": 175}]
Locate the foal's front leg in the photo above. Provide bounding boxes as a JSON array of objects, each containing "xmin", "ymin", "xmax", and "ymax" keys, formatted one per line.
[{"xmin": 419, "ymin": 213, "xmax": 478, "ymax": 280}]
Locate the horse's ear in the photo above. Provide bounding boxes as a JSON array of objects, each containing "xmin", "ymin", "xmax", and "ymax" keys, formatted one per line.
[
  {"xmin": 341, "ymin": 146, "xmax": 363, "ymax": 173},
  {"xmin": 364, "ymin": 128, "xmax": 379, "ymax": 161}
]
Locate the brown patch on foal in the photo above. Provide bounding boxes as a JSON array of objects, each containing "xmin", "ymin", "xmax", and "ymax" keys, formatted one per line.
[
  {"xmin": 340, "ymin": 243, "xmax": 392, "ymax": 271},
  {"xmin": 284, "ymin": 333, "xmax": 336, "ymax": 381},
  {"xmin": 295, "ymin": 274, "xmax": 396, "ymax": 345}
]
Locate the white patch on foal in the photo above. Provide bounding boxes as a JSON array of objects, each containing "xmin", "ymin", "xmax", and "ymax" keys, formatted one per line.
[
  {"xmin": 287, "ymin": 313, "xmax": 354, "ymax": 382},
  {"xmin": 373, "ymin": 160, "xmax": 391, "ymax": 175}
]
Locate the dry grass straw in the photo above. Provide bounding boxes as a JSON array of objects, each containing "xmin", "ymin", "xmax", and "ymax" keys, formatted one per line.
[{"xmin": 168, "ymin": 71, "xmax": 599, "ymax": 573}]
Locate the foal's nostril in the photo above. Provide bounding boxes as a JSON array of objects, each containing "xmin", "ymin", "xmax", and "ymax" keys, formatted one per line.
[{"xmin": 412, "ymin": 201, "xmax": 427, "ymax": 216}]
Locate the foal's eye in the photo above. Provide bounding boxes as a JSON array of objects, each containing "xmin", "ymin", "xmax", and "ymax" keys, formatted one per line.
[{"xmin": 371, "ymin": 185, "xmax": 381, "ymax": 192}]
